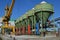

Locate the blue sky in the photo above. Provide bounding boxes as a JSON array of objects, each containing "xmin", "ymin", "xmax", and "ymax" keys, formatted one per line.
[{"xmin": 0, "ymin": 0, "xmax": 60, "ymax": 20}]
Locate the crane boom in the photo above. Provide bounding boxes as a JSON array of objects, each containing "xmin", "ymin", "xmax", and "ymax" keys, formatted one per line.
[
  {"xmin": 6, "ymin": 0, "xmax": 15, "ymax": 18},
  {"xmin": 3, "ymin": 0, "xmax": 15, "ymax": 22}
]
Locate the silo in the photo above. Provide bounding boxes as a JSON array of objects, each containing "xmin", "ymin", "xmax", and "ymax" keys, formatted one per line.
[
  {"xmin": 15, "ymin": 17, "xmax": 23, "ymax": 35},
  {"xmin": 34, "ymin": 1, "xmax": 54, "ymax": 36},
  {"xmin": 25, "ymin": 13, "xmax": 31, "ymax": 35},
  {"xmin": 21, "ymin": 13, "xmax": 30, "ymax": 34},
  {"xmin": 21, "ymin": 14, "xmax": 27, "ymax": 35},
  {"xmin": 26, "ymin": 9, "xmax": 36, "ymax": 34}
]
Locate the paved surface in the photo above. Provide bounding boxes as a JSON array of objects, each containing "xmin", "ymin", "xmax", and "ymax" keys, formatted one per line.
[{"xmin": 0, "ymin": 34, "xmax": 60, "ymax": 40}]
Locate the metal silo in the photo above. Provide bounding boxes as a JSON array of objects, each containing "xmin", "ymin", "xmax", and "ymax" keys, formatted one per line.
[
  {"xmin": 26, "ymin": 9, "xmax": 36, "ymax": 34},
  {"xmin": 34, "ymin": 1, "xmax": 54, "ymax": 36}
]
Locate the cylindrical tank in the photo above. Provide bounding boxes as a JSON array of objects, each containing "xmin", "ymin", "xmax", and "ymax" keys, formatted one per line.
[
  {"xmin": 35, "ymin": 1, "xmax": 54, "ymax": 24},
  {"xmin": 34, "ymin": 1, "xmax": 54, "ymax": 36},
  {"xmin": 34, "ymin": 1, "xmax": 54, "ymax": 25},
  {"xmin": 26, "ymin": 9, "xmax": 36, "ymax": 34}
]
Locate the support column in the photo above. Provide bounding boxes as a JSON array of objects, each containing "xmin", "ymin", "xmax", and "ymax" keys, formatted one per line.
[
  {"xmin": 29, "ymin": 16, "xmax": 34, "ymax": 34},
  {"xmin": 22, "ymin": 20, "xmax": 25, "ymax": 35},
  {"xmin": 33, "ymin": 15, "xmax": 36, "ymax": 35},
  {"xmin": 25, "ymin": 18, "xmax": 28, "ymax": 34},
  {"xmin": 27, "ymin": 18, "xmax": 31, "ymax": 35}
]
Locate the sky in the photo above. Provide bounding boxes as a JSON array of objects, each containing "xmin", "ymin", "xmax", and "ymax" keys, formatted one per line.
[{"xmin": 0, "ymin": 0, "xmax": 60, "ymax": 20}]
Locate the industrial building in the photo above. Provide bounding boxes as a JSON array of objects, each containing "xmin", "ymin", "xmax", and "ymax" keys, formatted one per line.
[{"xmin": 15, "ymin": 1, "xmax": 56, "ymax": 36}]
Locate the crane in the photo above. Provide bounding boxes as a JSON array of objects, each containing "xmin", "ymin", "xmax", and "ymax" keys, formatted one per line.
[{"xmin": 1, "ymin": 0, "xmax": 15, "ymax": 35}]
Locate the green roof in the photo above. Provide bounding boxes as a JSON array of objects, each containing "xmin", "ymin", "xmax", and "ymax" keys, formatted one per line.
[
  {"xmin": 34, "ymin": 2, "xmax": 54, "ymax": 12},
  {"xmin": 22, "ymin": 14, "xmax": 27, "ymax": 19},
  {"xmin": 27, "ymin": 9, "xmax": 34, "ymax": 16},
  {"xmin": 15, "ymin": 1, "xmax": 54, "ymax": 24}
]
